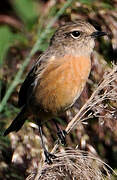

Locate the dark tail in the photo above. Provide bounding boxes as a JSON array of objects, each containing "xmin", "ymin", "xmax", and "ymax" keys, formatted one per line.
[{"xmin": 4, "ymin": 106, "xmax": 27, "ymax": 136}]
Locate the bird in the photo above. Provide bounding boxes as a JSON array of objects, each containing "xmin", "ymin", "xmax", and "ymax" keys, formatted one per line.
[{"xmin": 4, "ymin": 20, "xmax": 107, "ymax": 164}]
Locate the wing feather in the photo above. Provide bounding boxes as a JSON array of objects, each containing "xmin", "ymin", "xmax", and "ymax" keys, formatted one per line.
[{"xmin": 18, "ymin": 65, "xmax": 38, "ymax": 107}]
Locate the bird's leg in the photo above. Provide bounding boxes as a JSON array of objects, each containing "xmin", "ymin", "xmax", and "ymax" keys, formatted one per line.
[
  {"xmin": 53, "ymin": 119, "xmax": 67, "ymax": 145},
  {"xmin": 38, "ymin": 124, "xmax": 56, "ymax": 164}
]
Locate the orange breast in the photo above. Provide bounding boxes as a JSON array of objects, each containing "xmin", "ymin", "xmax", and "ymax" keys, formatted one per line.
[{"xmin": 35, "ymin": 55, "xmax": 91, "ymax": 115}]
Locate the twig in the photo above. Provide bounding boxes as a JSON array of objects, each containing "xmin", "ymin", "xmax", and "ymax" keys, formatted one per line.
[{"xmin": 0, "ymin": 0, "xmax": 75, "ymax": 113}]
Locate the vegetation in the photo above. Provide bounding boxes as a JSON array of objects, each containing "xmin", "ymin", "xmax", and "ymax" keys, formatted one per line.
[{"xmin": 0, "ymin": 0, "xmax": 117, "ymax": 179}]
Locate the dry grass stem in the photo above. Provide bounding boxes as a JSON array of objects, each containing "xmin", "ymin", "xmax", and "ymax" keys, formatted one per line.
[{"xmin": 27, "ymin": 149, "xmax": 114, "ymax": 180}]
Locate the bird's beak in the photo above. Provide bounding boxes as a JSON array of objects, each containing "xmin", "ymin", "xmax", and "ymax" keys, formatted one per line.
[{"xmin": 91, "ymin": 31, "xmax": 107, "ymax": 38}]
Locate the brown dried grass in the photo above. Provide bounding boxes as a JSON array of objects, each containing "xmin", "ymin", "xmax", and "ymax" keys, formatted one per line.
[{"xmin": 26, "ymin": 149, "xmax": 115, "ymax": 180}]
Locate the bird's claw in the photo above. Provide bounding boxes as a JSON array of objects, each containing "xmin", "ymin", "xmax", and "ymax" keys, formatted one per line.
[{"xmin": 44, "ymin": 151, "xmax": 56, "ymax": 164}]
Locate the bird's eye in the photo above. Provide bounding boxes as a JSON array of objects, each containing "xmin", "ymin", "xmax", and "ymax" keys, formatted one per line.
[{"xmin": 71, "ymin": 31, "xmax": 81, "ymax": 39}]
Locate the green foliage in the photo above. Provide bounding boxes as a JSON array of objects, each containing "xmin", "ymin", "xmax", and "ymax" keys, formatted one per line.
[
  {"xmin": 79, "ymin": 0, "xmax": 96, "ymax": 5},
  {"xmin": 101, "ymin": 2, "xmax": 114, "ymax": 9},
  {"xmin": 37, "ymin": 28, "xmax": 56, "ymax": 51},
  {"xmin": 0, "ymin": 27, "xmax": 28, "ymax": 67},
  {"xmin": 0, "ymin": 0, "xmax": 38, "ymax": 66},
  {"xmin": 0, "ymin": 26, "xmax": 14, "ymax": 66},
  {"xmin": 0, "ymin": 117, "xmax": 10, "ymax": 149},
  {"xmin": 13, "ymin": 33, "xmax": 28, "ymax": 45},
  {"xmin": 55, "ymin": 117, "xmax": 66, "ymax": 126},
  {"xmin": 13, "ymin": 0, "xmax": 38, "ymax": 29}
]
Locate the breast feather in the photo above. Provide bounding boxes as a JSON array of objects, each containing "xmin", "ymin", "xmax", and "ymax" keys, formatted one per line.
[{"xmin": 34, "ymin": 55, "xmax": 91, "ymax": 114}]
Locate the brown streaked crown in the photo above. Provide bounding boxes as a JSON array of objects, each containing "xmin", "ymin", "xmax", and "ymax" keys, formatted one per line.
[
  {"xmin": 50, "ymin": 20, "xmax": 97, "ymax": 57},
  {"xmin": 50, "ymin": 21, "xmax": 96, "ymax": 43}
]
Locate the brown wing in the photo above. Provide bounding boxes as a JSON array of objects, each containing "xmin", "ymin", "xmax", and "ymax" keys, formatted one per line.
[
  {"xmin": 18, "ymin": 65, "xmax": 38, "ymax": 107},
  {"xmin": 18, "ymin": 47, "xmax": 55, "ymax": 108}
]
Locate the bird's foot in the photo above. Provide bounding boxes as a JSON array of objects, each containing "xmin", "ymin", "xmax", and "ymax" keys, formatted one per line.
[{"xmin": 44, "ymin": 150, "xmax": 56, "ymax": 164}]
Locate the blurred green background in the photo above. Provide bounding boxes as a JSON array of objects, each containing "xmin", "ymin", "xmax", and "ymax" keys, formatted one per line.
[{"xmin": 0, "ymin": 0, "xmax": 117, "ymax": 179}]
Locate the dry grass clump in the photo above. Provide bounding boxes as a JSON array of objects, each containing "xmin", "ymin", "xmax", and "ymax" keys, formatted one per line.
[{"xmin": 26, "ymin": 149, "xmax": 113, "ymax": 180}]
